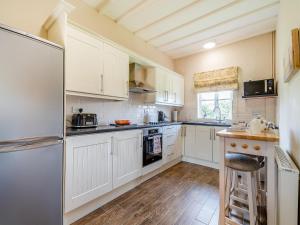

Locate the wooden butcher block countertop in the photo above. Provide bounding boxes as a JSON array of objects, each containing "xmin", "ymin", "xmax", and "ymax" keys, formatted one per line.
[{"xmin": 216, "ymin": 130, "xmax": 279, "ymax": 142}]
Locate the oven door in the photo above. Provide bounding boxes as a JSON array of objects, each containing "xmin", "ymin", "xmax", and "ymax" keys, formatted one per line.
[{"xmin": 143, "ymin": 133, "xmax": 162, "ymax": 167}]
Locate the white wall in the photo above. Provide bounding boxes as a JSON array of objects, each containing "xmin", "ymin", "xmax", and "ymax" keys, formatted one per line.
[
  {"xmin": 276, "ymin": 0, "xmax": 300, "ymax": 166},
  {"xmin": 0, "ymin": 0, "xmax": 174, "ymax": 70},
  {"xmin": 174, "ymin": 33, "xmax": 276, "ymax": 123},
  {"xmin": 66, "ymin": 94, "xmax": 175, "ymax": 126}
]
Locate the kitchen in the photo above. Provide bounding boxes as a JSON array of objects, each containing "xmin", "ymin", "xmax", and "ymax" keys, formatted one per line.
[{"xmin": 0, "ymin": 0, "xmax": 300, "ymax": 225}]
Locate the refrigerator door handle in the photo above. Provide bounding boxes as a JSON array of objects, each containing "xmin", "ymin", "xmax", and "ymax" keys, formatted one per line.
[{"xmin": 0, "ymin": 137, "xmax": 63, "ymax": 153}]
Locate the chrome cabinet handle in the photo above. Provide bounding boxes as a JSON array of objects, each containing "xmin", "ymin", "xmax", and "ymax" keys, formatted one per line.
[
  {"xmin": 101, "ymin": 74, "xmax": 104, "ymax": 93},
  {"xmin": 214, "ymin": 128, "xmax": 216, "ymax": 140}
]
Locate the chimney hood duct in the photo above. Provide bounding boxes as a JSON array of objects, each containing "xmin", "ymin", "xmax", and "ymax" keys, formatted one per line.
[{"xmin": 129, "ymin": 63, "xmax": 156, "ymax": 94}]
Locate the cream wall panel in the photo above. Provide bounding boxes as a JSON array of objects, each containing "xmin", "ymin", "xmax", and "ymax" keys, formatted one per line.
[
  {"xmin": 66, "ymin": 0, "xmax": 174, "ymax": 70},
  {"xmin": 175, "ymin": 33, "xmax": 276, "ymax": 123},
  {"xmin": 276, "ymin": 0, "xmax": 300, "ymax": 167},
  {"xmin": 0, "ymin": 0, "xmax": 59, "ymax": 37}
]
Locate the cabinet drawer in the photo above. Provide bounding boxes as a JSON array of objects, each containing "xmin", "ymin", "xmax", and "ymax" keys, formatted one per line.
[
  {"xmin": 163, "ymin": 125, "xmax": 178, "ymax": 134},
  {"xmin": 225, "ymin": 138, "xmax": 267, "ymax": 156}
]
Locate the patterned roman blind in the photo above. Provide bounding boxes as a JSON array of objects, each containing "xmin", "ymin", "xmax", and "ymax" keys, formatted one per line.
[{"xmin": 193, "ymin": 66, "xmax": 239, "ymax": 92}]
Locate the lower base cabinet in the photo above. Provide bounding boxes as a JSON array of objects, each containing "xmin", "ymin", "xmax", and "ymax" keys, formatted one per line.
[
  {"xmin": 65, "ymin": 127, "xmax": 182, "ymax": 213},
  {"xmin": 112, "ymin": 130, "xmax": 142, "ymax": 189},
  {"xmin": 163, "ymin": 125, "xmax": 182, "ymax": 163},
  {"xmin": 183, "ymin": 125, "xmax": 224, "ymax": 165},
  {"xmin": 65, "ymin": 133, "xmax": 113, "ymax": 213}
]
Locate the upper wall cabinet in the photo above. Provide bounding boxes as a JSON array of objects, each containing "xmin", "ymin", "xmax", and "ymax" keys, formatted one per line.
[
  {"xmin": 145, "ymin": 68, "xmax": 184, "ymax": 107},
  {"xmin": 65, "ymin": 24, "xmax": 129, "ymax": 100}
]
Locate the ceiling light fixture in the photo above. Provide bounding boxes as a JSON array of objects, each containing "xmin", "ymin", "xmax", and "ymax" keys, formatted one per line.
[{"xmin": 203, "ymin": 41, "xmax": 216, "ymax": 49}]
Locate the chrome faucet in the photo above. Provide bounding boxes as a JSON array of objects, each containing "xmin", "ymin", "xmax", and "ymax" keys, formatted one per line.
[{"xmin": 213, "ymin": 105, "xmax": 222, "ymax": 122}]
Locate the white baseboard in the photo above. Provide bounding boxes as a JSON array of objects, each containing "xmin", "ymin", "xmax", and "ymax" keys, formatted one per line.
[
  {"xmin": 63, "ymin": 157, "xmax": 181, "ymax": 225},
  {"xmin": 182, "ymin": 156, "xmax": 219, "ymax": 170}
]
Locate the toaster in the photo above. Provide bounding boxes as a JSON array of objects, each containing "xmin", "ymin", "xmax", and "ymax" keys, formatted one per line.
[{"xmin": 71, "ymin": 109, "xmax": 98, "ymax": 128}]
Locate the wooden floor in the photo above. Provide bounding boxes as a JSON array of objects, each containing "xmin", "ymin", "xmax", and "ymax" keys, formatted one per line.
[{"xmin": 72, "ymin": 162, "xmax": 220, "ymax": 225}]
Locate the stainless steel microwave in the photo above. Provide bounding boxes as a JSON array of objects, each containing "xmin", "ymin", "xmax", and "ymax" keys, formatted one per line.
[{"xmin": 243, "ymin": 79, "xmax": 275, "ymax": 97}]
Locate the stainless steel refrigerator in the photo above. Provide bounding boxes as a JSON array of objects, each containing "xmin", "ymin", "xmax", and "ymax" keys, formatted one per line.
[{"xmin": 0, "ymin": 25, "xmax": 64, "ymax": 225}]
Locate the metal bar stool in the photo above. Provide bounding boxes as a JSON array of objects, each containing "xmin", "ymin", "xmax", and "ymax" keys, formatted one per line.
[{"xmin": 225, "ymin": 153, "xmax": 262, "ymax": 225}]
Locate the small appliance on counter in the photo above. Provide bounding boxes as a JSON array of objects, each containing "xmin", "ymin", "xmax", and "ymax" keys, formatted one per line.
[
  {"xmin": 171, "ymin": 111, "xmax": 178, "ymax": 122},
  {"xmin": 158, "ymin": 111, "xmax": 167, "ymax": 122},
  {"xmin": 71, "ymin": 108, "xmax": 98, "ymax": 128},
  {"xmin": 243, "ymin": 79, "xmax": 276, "ymax": 97}
]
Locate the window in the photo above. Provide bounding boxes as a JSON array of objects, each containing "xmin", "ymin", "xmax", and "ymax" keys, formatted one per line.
[{"xmin": 197, "ymin": 91, "xmax": 233, "ymax": 120}]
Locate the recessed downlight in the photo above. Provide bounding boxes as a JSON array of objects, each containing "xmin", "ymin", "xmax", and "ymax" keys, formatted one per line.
[{"xmin": 203, "ymin": 41, "xmax": 216, "ymax": 49}]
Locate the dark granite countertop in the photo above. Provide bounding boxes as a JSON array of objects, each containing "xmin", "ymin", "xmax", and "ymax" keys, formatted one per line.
[
  {"xmin": 183, "ymin": 121, "xmax": 231, "ymax": 127},
  {"xmin": 66, "ymin": 121, "xmax": 231, "ymax": 137},
  {"xmin": 66, "ymin": 122, "xmax": 183, "ymax": 136}
]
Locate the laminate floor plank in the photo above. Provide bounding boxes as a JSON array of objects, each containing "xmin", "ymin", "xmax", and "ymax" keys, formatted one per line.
[{"xmin": 72, "ymin": 162, "xmax": 219, "ymax": 225}]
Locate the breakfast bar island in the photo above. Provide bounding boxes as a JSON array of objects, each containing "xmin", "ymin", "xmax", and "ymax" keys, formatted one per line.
[{"xmin": 216, "ymin": 130, "xmax": 279, "ymax": 225}]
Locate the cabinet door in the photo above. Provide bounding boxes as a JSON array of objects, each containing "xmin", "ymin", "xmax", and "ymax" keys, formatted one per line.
[
  {"xmin": 103, "ymin": 43, "xmax": 129, "ymax": 98},
  {"xmin": 66, "ymin": 26, "xmax": 103, "ymax": 94},
  {"xmin": 173, "ymin": 75, "xmax": 184, "ymax": 105},
  {"xmin": 184, "ymin": 125, "xmax": 196, "ymax": 157},
  {"xmin": 155, "ymin": 68, "xmax": 167, "ymax": 103},
  {"xmin": 195, "ymin": 126, "xmax": 213, "ymax": 161},
  {"xmin": 113, "ymin": 130, "xmax": 142, "ymax": 188},
  {"xmin": 212, "ymin": 127, "xmax": 224, "ymax": 163},
  {"xmin": 117, "ymin": 51, "xmax": 129, "ymax": 98},
  {"xmin": 184, "ymin": 126, "xmax": 213, "ymax": 161},
  {"xmin": 65, "ymin": 133, "xmax": 113, "ymax": 212},
  {"xmin": 166, "ymin": 73, "xmax": 175, "ymax": 103}
]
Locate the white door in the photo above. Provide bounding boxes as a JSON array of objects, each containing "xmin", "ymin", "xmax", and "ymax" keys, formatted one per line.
[
  {"xmin": 155, "ymin": 68, "xmax": 167, "ymax": 103},
  {"xmin": 195, "ymin": 126, "xmax": 213, "ymax": 161},
  {"xmin": 166, "ymin": 73, "xmax": 175, "ymax": 103},
  {"xmin": 173, "ymin": 75, "xmax": 184, "ymax": 106},
  {"xmin": 212, "ymin": 127, "xmax": 224, "ymax": 163},
  {"xmin": 117, "ymin": 51, "xmax": 129, "ymax": 98},
  {"xmin": 113, "ymin": 130, "xmax": 142, "ymax": 188},
  {"xmin": 66, "ymin": 26, "xmax": 103, "ymax": 94},
  {"xmin": 103, "ymin": 43, "xmax": 129, "ymax": 98},
  {"xmin": 184, "ymin": 125, "xmax": 196, "ymax": 157},
  {"xmin": 65, "ymin": 133, "xmax": 113, "ymax": 212}
]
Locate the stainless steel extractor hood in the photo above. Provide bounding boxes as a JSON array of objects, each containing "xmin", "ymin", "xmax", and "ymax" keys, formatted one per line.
[{"xmin": 129, "ymin": 63, "xmax": 156, "ymax": 94}]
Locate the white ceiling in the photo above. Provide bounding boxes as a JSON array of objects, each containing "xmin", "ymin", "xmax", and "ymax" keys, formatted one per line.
[{"xmin": 83, "ymin": 0, "xmax": 279, "ymax": 59}]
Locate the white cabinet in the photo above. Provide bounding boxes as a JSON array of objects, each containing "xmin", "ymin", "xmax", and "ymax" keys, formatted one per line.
[
  {"xmin": 212, "ymin": 127, "xmax": 223, "ymax": 163},
  {"xmin": 65, "ymin": 133, "xmax": 113, "ymax": 212},
  {"xmin": 112, "ymin": 130, "xmax": 142, "ymax": 188},
  {"xmin": 65, "ymin": 24, "xmax": 129, "ymax": 100},
  {"xmin": 66, "ymin": 25, "xmax": 103, "ymax": 95},
  {"xmin": 103, "ymin": 43, "xmax": 129, "ymax": 98},
  {"xmin": 173, "ymin": 75, "xmax": 184, "ymax": 106},
  {"xmin": 145, "ymin": 68, "xmax": 184, "ymax": 106},
  {"xmin": 184, "ymin": 125, "xmax": 212, "ymax": 161},
  {"xmin": 163, "ymin": 125, "xmax": 182, "ymax": 163},
  {"xmin": 183, "ymin": 125, "xmax": 223, "ymax": 165}
]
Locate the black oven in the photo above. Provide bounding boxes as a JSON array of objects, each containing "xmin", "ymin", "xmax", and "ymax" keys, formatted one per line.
[
  {"xmin": 243, "ymin": 79, "xmax": 275, "ymax": 97},
  {"xmin": 143, "ymin": 127, "xmax": 163, "ymax": 167}
]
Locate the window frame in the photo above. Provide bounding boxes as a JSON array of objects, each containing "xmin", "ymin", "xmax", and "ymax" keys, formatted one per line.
[{"xmin": 197, "ymin": 90, "xmax": 233, "ymax": 121}]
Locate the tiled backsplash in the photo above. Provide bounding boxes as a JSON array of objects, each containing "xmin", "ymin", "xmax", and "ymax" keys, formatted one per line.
[{"xmin": 66, "ymin": 94, "xmax": 176, "ymax": 126}]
